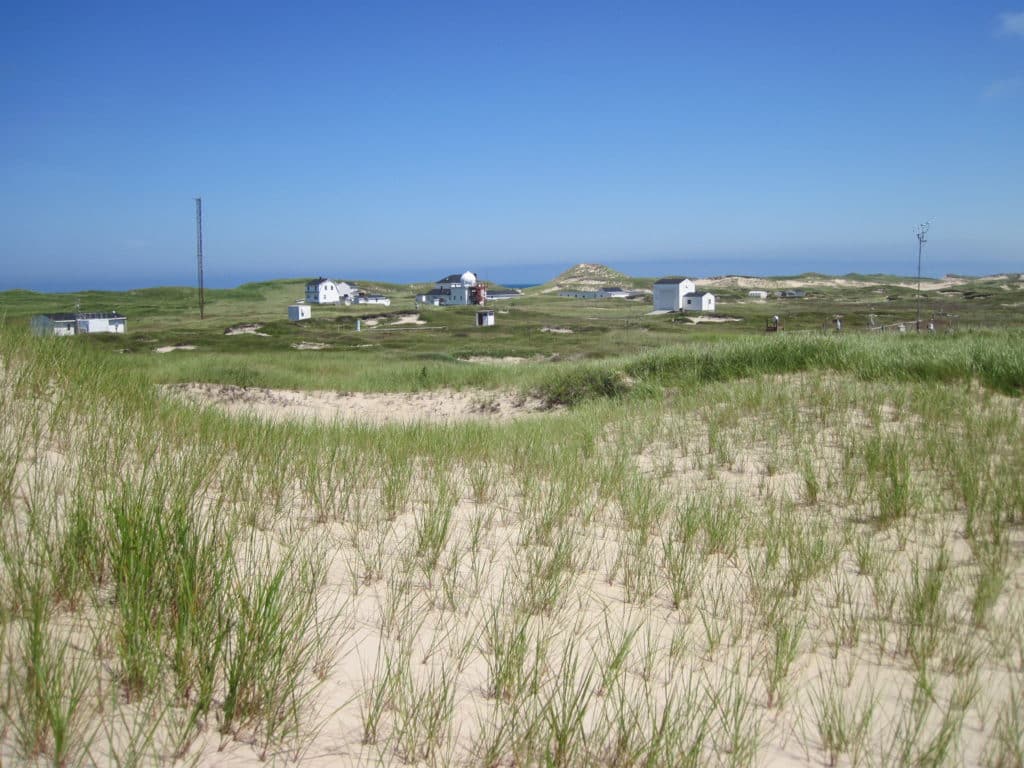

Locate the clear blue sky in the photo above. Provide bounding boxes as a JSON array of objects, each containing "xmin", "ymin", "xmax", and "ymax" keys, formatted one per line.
[{"xmin": 2, "ymin": 1, "xmax": 1022, "ymax": 290}]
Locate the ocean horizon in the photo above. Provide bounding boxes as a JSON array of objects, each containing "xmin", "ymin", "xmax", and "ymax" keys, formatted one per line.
[{"xmin": 0, "ymin": 254, "xmax": 1000, "ymax": 295}]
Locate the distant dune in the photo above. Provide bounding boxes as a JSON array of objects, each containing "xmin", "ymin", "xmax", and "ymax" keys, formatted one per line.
[{"xmin": 530, "ymin": 263, "xmax": 1019, "ymax": 295}]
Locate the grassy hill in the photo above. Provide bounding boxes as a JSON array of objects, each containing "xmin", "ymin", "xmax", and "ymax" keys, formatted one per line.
[{"xmin": 535, "ymin": 263, "xmax": 648, "ymax": 293}]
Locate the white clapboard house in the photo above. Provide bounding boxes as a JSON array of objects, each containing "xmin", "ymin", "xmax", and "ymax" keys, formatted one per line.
[
  {"xmin": 305, "ymin": 278, "xmax": 355, "ymax": 304},
  {"xmin": 652, "ymin": 277, "xmax": 715, "ymax": 312}
]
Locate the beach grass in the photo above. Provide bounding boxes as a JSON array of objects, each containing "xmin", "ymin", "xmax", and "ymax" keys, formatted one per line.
[{"xmin": 1, "ymin": 286, "xmax": 1022, "ymax": 765}]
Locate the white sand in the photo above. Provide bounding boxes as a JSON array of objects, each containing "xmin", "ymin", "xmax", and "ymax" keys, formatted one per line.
[
  {"xmin": 391, "ymin": 313, "xmax": 425, "ymax": 325},
  {"xmin": 686, "ymin": 315, "xmax": 742, "ymax": 324},
  {"xmin": 5, "ymin": 364, "xmax": 1021, "ymax": 768},
  {"xmin": 161, "ymin": 383, "xmax": 554, "ymax": 424},
  {"xmin": 225, "ymin": 323, "xmax": 270, "ymax": 336},
  {"xmin": 154, "ymin": 345, "xmax": 196, "ymax": 353},
  {"xmin": 291, "ymin": 342, "xmax": 331, "ymax": 350},
  {"xmin": 462, "ymin": 356, "xmax": 528, "ymax": 365}
]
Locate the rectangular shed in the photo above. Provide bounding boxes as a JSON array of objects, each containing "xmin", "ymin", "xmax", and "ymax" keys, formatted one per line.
[{"xmin": 288, "ymin": 304, "xmax": 311, "ymax": 321}]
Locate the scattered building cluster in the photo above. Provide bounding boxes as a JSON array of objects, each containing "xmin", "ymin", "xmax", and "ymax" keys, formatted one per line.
[
  {"xmin": 31, "ymin": 311, "xmax": 127, "ymax": 336},
  {"xmin": 416, "ymin": 271, "xmax": 488, "ymax": 306},
  {"xmin": 304, "ymin": 277, "xmax": 391, "ymax": 307},
  {"xmin": 305, "ymin": 277, "xmax": 351, "ymax": 304},
  {"xmin": 652, "ymin": 277, "xmax": 716, "ymax": 312}
]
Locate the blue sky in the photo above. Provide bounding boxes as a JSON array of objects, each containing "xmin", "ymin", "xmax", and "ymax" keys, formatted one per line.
[{"xmin": 2, "ymin": 1, "xmax": 1022, "ymax": 290}]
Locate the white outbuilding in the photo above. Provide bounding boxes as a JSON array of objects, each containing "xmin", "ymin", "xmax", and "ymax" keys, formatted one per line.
[
  {"xmin": 31, "ymin": 311, "xmax": 127, "ymax": 336},
  {"xmin": 288, "ymin": 303, "xmax": 312, "ymax": 321},
  {"xmin": 653, "ymin": 277, "xmax": 697, "ymax": 311},
  {"xmin": 682, "ymin": 292, "xmax": 716, "ymax": 312},
  {"xmin": 476, "ymin": 310, "xmax": 495, "ymax": 327},
  {"xmin": 747, "ymin": 290, "xmax": 768, "ymax": 300},
  {"xmin": 353, "ymin": 294, "xmax": 391, "ymax": 306}
]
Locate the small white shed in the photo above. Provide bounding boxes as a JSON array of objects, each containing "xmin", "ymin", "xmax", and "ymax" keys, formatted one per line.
[
  {"xmin": 682, "ymin": 292, "xmax": 716, "ymax": 312},
  {"xmin": 747, "ymin": 290, "xmax": 768, "ymax": 300},
  {"xmin": 288, "ymin": 304, "xmax": 311, "ymax": 321},
  {"xmin": 476, "ymin": 310, "xmax": 495, "ymax": 327}
]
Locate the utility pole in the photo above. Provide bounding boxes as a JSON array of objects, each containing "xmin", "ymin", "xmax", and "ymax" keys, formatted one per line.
[
  {"xmin": 915, "ymin": 221, "xmax": 931, "ymax": 331},
  {"xmin": 195, "ymin": 197, "xmax": 205, "ymax": 319}
]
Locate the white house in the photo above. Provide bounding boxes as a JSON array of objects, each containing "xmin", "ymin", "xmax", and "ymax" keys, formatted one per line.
[
  {"xmin": 31, "ymin": 311, "xmax": 127, "ymax": 336},
  {"xmin": 416, "ymin": 271, "xmax": 486, "ymax": 306},
  {"xmin": 653, "ymin": 277, "xmax": 696, "ymax": 311},
  {"xmin": 682, "ymin": 292, "xmax": 716, "ymax": 312},
  {"xmin": 653, "ymin": 277, "xmax": 716, "ymax": 312},
  {"xmin": 288, "ymin": 304, "xmax": 311, "ymax": 321},
  {"xmin": 305, "ymin": 278, "xmax": 355, "ymax": 304}
]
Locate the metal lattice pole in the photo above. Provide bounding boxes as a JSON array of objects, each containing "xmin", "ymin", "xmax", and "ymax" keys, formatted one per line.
[
  {"xmin": 195, "ymin": 197, "xmax": 205, "ymax": 320},
  {"xmin": 915, "ymin": 221, "xmax": 930, "ymax": 332}
]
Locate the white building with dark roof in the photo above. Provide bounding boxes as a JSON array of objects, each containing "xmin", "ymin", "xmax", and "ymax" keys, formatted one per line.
[
  {"xmin": 653, "ymin": 277, "xmax": 715, "ymax": 312},
  {"xmin": 416, "ymin": 271, "xmax": 486, "ymax": 306},
  {"xmin": 682, "ymin": 291, "xmax": 716, "ymax": 312},
  {"xmin": 653, "ymin": 277, "xmax": 696, "ymax": 311},
  {"xmin": 305, "ymin": 278, "xmax": 355, "ymax": 304}
]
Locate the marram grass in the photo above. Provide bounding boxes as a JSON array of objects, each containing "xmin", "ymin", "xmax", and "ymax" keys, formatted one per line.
[{"xmin": 1, "ymin": 324, "xmax": 1023, "ymax": 765}]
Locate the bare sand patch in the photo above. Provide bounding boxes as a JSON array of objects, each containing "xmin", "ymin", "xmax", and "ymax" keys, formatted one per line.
[
  {"xmin": 291, "ymin": 341, "xmax": 330, "ymax": 350},
  {"xmin": 161, "ymin": 383, "xmax": 554, "ymax": 424},
  {"xmin": 391, "ymin": 313, "xmax": 425, "ymax": 325},
  {"xmin": 154, "ymin": 345, "xmax": 196, "ymax": 353},
  {"xmin": 686, "ymin": 315, "xmax": 742, "ymax": 324},
  {"xmin": 462, "ymin": 355, "xmax": 528, "ymax": 365},
  {"xmin": 541, "ymin": 326, "xmax": 574, "ymax": 334},
  {"xmin": 225, "ymin": 323, "xmax": 270, "ymax": 336},
  {"xmin": 359, "ymin": 314, "xmax": 424, "ymax": 327}
]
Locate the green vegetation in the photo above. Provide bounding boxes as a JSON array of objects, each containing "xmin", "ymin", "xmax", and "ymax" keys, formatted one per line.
[
  {"xmin": 3, "ymin": 269, "xmax": 1022, "ymax": 399},
  {"xmin": 1, "ymin": 268, "xmax": 1022, "ymax": 765}
]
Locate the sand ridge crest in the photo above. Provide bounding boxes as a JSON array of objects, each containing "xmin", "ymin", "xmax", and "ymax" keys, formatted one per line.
[{"xmin": 161, "ymin": 382, "xmax": 555, "ymax": 424}]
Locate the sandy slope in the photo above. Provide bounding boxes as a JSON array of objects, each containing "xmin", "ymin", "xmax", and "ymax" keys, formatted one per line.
[{"xmin": 161, "ymin": 383, "xmax": 554, "ymax": 424}]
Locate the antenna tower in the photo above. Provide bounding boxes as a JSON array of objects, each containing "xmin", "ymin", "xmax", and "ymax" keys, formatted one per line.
[
  {"xmin": 195, "ymin": 197, "xmax": 205, "ymax": 319},
  {"xmin": 915, "ymin": 220, "xmax": 931, "ymax": 331}
]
